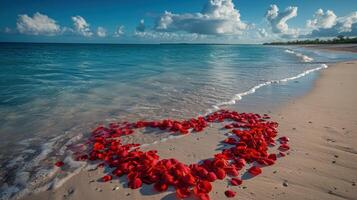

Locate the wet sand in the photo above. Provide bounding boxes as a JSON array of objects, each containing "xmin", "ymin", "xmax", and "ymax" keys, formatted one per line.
[{"xmin": 21, "ymin": 60, "xmax": 357, "ymax": 200}]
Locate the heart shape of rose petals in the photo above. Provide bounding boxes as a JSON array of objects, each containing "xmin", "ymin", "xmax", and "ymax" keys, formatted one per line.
[{"xmin": 56, "ymin": 109, "xmax": 289, "ymax": 199}]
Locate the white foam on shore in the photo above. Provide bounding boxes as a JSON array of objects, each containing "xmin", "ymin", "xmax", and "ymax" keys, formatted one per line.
[
  {"xmin": 206, "ymin": 64, "xmax": 328, "ymax": 115},
  {"xmin": 285, "ymin": 49, "xmax": 314, "ymax": 62},
  {"xmin": 0, "ymin": 131, "xmax": 84, "ymax": 200}
]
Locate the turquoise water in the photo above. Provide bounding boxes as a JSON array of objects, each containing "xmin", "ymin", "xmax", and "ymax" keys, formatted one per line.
[{"xmin": 0, "ymin": 43, "xmax": 356, "ymax": 199}]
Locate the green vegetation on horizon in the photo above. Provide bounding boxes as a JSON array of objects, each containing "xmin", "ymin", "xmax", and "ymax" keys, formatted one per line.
[{"xmin": 264, "ymin": 36, "xmax": 357, "ymax": 45}]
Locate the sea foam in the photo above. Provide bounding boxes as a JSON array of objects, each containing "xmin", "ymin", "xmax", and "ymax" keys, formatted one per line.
[
  {"xmin": 206, "ymin": 64, "xmax": 328, "ymax": 115},
  {"xmin": 284, "ymin": 49, "xmax": 314, "ymax": 62}
]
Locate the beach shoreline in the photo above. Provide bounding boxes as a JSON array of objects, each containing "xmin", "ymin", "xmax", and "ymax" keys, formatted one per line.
[{"xmin": 18, "ymin": 53, "xmax": 357, "ymax": 200}]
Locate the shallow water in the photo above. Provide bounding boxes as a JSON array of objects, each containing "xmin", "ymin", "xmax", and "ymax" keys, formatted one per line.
[{"xmin": 0, "ymin": 43, "xmax": 356, "ymax": 199}]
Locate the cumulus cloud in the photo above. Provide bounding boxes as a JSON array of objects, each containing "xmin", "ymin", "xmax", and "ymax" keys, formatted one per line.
[
  {"xmin": 265, "ymin": 4, "xmax": 298, "ymax": 36},
  {"xmin": 16, "ymin": 12, "xmax": 61, "ymax": 36},
  {"xmin": 307, "ymin": 11, "xmax": 357, "ymax": 37},
  {"xmin": 136, "ymin": 19, "xmax": 146, "ymax": 32},
  {"xmin": 306, "ymin": 9, "xmax": 337, "ymax": 29},
  {"xmin": 257, "ymin": 28, "xmax": 268, "ymax": 38},
  {"xmin": 114, "ymin": 25, "xmax": 124, "ymax": 37},
  {"xmin": 155, "ymin": 0, "xmax": 247, "ymax": 35},
  {"xmin": 71, "ymin": 16, "xmax": 93, "ymax": 37},
  {"xmin": 134, "ymin": 30, "xmax": 207, "ymax": 42},
  {"xmin": 337, "ymin": 11, "xmax": 357, "ymax": 33},
  {"xmin": 96, "ymin": 26, "xmax": 106, "ymax": 37}
]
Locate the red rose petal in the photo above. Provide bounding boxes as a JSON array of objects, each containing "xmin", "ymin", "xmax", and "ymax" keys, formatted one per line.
[
  {"xmin": 230, "ymin": 178, "xmax": 242, "ymax": 186},
  {"xmin": 183, "ymin": 174, "xmax": 196, "ymax": 186},
  {"xmin": 224, "ymin": 137, "xmax": 237, "ymax": 145},
  {"xmin": 225, "ymin": 190, "xmax": 236, "ymax": 198},
  {"xmin": 176, "ymin": 187, "xmax": 191, "ymax": 198},
  {"xmin": 248, "ymin": 166, "xmax": 262, "ymax": 176},
  {"xmin": 196, "ymin": 193, "xmax": 210, "ymax": 200},
  {"xmin": 278, "ymin": 136, "xmax": 289, "ymax": 143},
  {"xmin": 226, "ymin": 167, "xmax": 239, "ymax": 177},
  {"xmin": 129, "ymin": 178, "xmax": 142, "ymax": 189},
  {"xmin": 55, "ymin": 161, "xmax": 64, "ymax": 167},
  {"xmin": 216, "ymin": 168, "xmax": 226, "ymax": 180},
  {"xmin": 101, "ymin": 175, "xmax": 112, "ymax": 182},
  {"xmin": 196, "ymin": 180, "xmax": 212, "ymax": 193},
  {"xmin": 206, "ymin": 172, "xmax": 217, "ymax": 182},
  {"xmin": 268, "ymin": 153, "xmax": 277, "ymax": 161},
  {"xmin": 278, "ymin": 144, "xmax": 290, "ymax": 151},
  {"xmin": 154, "ymin": 182, "xmax": 168, "ymax": 192},
  {"xmin": 224, "ymin": 124, "xmax": 234, "ymax": 129}
]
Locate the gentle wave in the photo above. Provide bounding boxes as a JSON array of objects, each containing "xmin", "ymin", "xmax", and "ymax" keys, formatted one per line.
[
  {"xmin": 285, "ymin": 49, "xmax": 314, "ymax": 62},
  {"xmin": 1, "ymin": 63, "xmax": 329, "ymax": 200},
  {"xmin": 206, "ymin": 63, "xmax": 328, "ymax": 114},
  {"xmin": 0, "ymin": 133, "xmax": 84, "ymax": 200}
]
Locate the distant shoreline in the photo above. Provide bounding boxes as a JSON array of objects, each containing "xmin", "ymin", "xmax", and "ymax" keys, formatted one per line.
[{"xmin": 297, "ymin": 44, "xmax": 357, "ymax": 53}]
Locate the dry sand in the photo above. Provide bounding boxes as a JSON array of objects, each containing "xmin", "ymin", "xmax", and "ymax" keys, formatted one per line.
[{"xmin": 21, "ymin": 60, "xmax": 357, "ymax": 200}]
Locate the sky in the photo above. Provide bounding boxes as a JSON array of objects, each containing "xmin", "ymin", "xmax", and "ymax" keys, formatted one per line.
[{"xmin": 0, "ymin": 0, "xmax": 356, "ymax": 43}]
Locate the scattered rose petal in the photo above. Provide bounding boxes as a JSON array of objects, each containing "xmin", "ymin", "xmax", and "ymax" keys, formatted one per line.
[
  {"xmin": 129, "ymin": 178, "xmax": 142, "ymax": 189},
  {"xmin": 176, "ymin": 187, "xmax": 191, "ymax": 198},
  {"xmin": 225, "ymin": 190, "xmax": 236, "ymax": 198},
  {"xmin": 216, "ymin": 168, "xmax": 226, "ymax": 180},
  {"xmin": 102, "ymin": 175, "xmax": 112, "ymax": 182},
  {"xmin": 279, "ymin": 144, "xmax": 290, "ymax": 151},
  {"xmin": 154, "ymin": 182, "xmax": 168, "ymax": 192},
  {"xmin": 248, "ymin": 166, "xmax": 262, "ymax": 176},
  {"xmin": 55, "ymin": 161, "xmax": 64, "ymax": 167},
  {"xmin": 230, "ymin": 178, "xmax": 242, "ymax": 186},
  {"xmin": 278, "ymin": 136, "xmax": 289, "ymax": 144},
  {"xmin": 268, "ymin": 154, "xmax": 277, "ymax": 161},
  {"xmin": 206, "ymin": 172, "xmax": 217, "ymax": 182}
]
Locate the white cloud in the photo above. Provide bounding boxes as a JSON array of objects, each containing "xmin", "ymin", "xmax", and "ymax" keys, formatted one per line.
[
  {"xmin": 133, "ymin": 29, "xmax": 262, "ymax": 44},
  {"xmin": 136, "ymin": 19, "xmax": 146, "ymax": 32},
  {"xmin": 96, "ymin": 26, "xmax": 106, "ymax": 37},
  {"xmin": 16, "ymin": 12, "xmax": 61, "ymax": 36},
  {"xmin": 307, "ymin": 11, "xmax": 357, "ymax": 37},
  {"xmin": 306, "ymin": 9, "xmax": 337, "ymax": 29},
  {"xmin": 337, "ymin": 11, "xmax": 357, "ymax": 33},
  {"xmin": 134, "ymin": 30, "xmax": 209, "ymax": 42},
  {"xmin": 257, "ymin": 28, "xmax": 268, "ymax": 38},
  {"xmin": 265, "ymin": 4, "xmax": 298, "ymax": 36},
  {"xmin": 155, "ymin": 0, "xmax": 247, "ymax": 35},
  {"xmin": 71, "ymin": 16, "xmax": 93, "ymax": 37},
  {"xmin": 114, "ymin": 25, "xmax": 124, "ymax": 37}
]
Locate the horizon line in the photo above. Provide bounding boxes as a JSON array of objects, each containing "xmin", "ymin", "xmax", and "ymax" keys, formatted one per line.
[{"xmin": 0, "ymin": 41, "xmax": 263, "ymax": 45}]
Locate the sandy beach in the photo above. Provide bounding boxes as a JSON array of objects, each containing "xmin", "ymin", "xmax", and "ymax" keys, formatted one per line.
[
  {"xmin": 2, "ymin": 0, "xmax": 357, "ymax": 199},
  {"xmin": 19, "ymin": 56, "xmax": 357, "ymax": 200}
]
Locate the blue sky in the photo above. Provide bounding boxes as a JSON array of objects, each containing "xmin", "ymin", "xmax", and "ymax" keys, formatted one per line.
[{"xmin": 0, "ymin": 0, "xmax": 356, "ymax": 43}]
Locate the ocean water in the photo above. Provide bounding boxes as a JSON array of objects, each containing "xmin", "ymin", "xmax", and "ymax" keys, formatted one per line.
[{"xmin": 0, "ymin": 43, "xmax": 356, "ymax": 199}]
